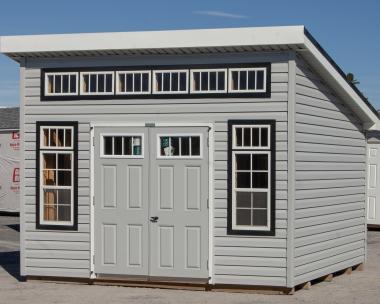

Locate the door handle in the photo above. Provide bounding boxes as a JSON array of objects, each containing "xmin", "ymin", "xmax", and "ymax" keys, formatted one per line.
[{"xmin": 150, "ymin": 216, "xmax": 159, "ymax": 223}]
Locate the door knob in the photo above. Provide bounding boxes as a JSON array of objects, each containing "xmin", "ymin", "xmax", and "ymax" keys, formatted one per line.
[{"xmin": 150, "ymin": 216, "xmax": 159, "ymax": 223}]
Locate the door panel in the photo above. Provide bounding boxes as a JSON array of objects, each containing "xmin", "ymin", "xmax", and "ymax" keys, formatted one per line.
[
  {"xmin": 149, "ymin": 127, "xmax": 209, "ymax": 278},
  {"xmin": 94, "ymin": 127, "xmax": 149, "ymax": 275},
  {"xmin": 367, "ymin": 144, "xmax": 380, "ymax": 225}
]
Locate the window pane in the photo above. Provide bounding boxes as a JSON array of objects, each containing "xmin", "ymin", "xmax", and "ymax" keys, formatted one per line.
[
  {"xmin": 58, "ymin": 154, "xmax": 71, "ymax": 169},
  {"xmin": 248, "ymin": 70, "xmax": 256, "ymax": 90},
  {"xmin": 54, "ymin": 75, "xmax": 61, "ymax": 93},
  {"xmin": 106, "ymin": 74, "xmax": 113, "ymax": 92},
  {"xmin": 236, "ymin": 192, "xmax": 251, "ymax": 208},
  {"xmin": 261, "ymin": 128, "xmax": 268, "ymax": 147},
  {"xmin": 235, "ymin": 128, "xmax": 242, "ymax": 146},
  {"xmin": 47, "ymin": 75, "xmax": 54, "ymax": 93},
  {"xmin": 171, "ymin": 137, "xmax": 180, "ymax": 156},
  {"xmin": 257, "ymin": 70, "xmax": 264, "ymax": 90},
  {"xmin": 44, "ymin": 189, "xmax": 57, "ymax": 221},
  {"xmin": 62, "ymin": 75, "xmax": 69, "ymax": 93},
  {"xmin": 235, "ymin": 154, "xmax": 250, "ymax": 170},
  {"xmin": 231, "ymin": 71, "xmax": 239, "ymax": 90},
  {"xmin": 251, "ymin": 128, "xmax": 260, "ymax": 147},
  {"xmin": 98, "ymin": 74, "xmax": 105, "ymax": 92},
  {"xmin": 44, "ymin": 154, "xmax": 56, "ymax": 169},
  {"xmin": 58, "ymin": 170, "xmax": 71, "ymax": 186},
  {"xmin": 163, "ymin": 73, "xmax": 170, "ymax": 91},
  {"xmin": 43, "ymin": 129, "xmax": 49, "ymax": 146},
  {"xmin": 70, "ymin": 75, "xmax": 77, "ymax": 93},
  {"xmin": 50, "ymin": 129, "xmax": 57, "ymax": 147},
  {"xmin": 118, "ymin": 74, "xmax": 126, "ymax": 92},
  {"xmin": 156, "ymin": 73, "xmax": 162, "ymax": 91},
  {"xmin": 252, "ymin": 209, "xmax": 267, "ymax": 226},
  {"xmin": 58, "ymin": 206, "xmax": 71, "ymax": 221},
  {"xmin": 209, "ymin": 72, "xmax": 217, "ymax": 91},
  {"xmin": 191, "ymin": 136, "xmax": 200, "ymax": 156},
  {"xmin": 161, "ymin": 137, "xmax": 170, "ymax": 156},
  {"xmin": 104, "ymin": 137, "xmax": 113, "ymax": 155},
  {"xmin": 43, "ymin": 170, "xmax": 56, "ymax": 186},
  {"xmin": 142, "ymin": 73, "xmax": 149, "ymax": 92},
  {"xmin": 252, "ymin": 192, "xmax": 267, "ymax": 208},
  {"xmin": 201, "ymin": 72, "xmax": 208, "ymax": 91},
  {"xmin": 134, "ymin": 73, "xmax": 141, "ymax": 92},
  {"xmin": 83, "ymin": 75, "xmax": 89, "ymax": 93},
  {"xmin": 193, "ymin": 72, "xmax": 200, "ymax": 91},
  {"xmin": 172, "ymin": 73, "xmax": 179, "ymax": 91},
  {"xmin": 236, "ymin": 172, "xmax": 250, "ymax": 188},
  {"xmin": 236, "ymin": 209, "xmax": 251, "ymax": 226},
  {"xmin": 90, "ymin": 74, "xmax": 97, "ymax": 92},
  {"xmin": 252, "ymin": 154, "xmax": 268, "ymax": 170},
  {"xmin": 126, "ymin": 74, "xmax": 133, "ymax": 92},
  {"xmin": 123, "ymin": 137, "xmax": 132, "ymax": 155},
  {"xmin": 181, "ymin": 137, "xmax": 190, "ymax": 156},
  {"xmin": 218, "ymin": 71, "xmax": 225, "ymax": 90},
  {"xmin": 114, "ymin": 137, "xmax": 123, "ymax": 155},
  {"xmin": 65, "ymin": 129, "xmax": 72, "ymax": 147},
  {"xmin": 239, "ymin": 71, "xmax": 247, "ymax": 90},
  {"xmin": 243, "ymin": 128, "xmax": 251, "ymax": 146},
  {"xmin": 57, "ymin": 129, "xmax": 64, "ymax": 147},
  {"xmin": 252, "ymin": 172, "xmax": 268, "ymax": 188},
  {"xmin": 58, "ymin": 189, "xmax": 71, "ymax": 205},
  {"xmin": 132, "ymin": 137, "xmax": 142, "ymax": 155},
  {"xmin": 179, "ymin": 72, "xmax": 187, "ymax": 91}
]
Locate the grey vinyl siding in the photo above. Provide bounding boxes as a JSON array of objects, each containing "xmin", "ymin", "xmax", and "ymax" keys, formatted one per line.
[
  {"xmin": 293, "ymin": 55, "xmax": 366, "ymax": 285},
  {"xmin": 21, "ymin": 52, "xmax": 289, "ymax": 285}
]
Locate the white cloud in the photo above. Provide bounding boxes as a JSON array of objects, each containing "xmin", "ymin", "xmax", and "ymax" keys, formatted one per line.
[{"xmin": 194, "ymin": 10, "xmax": 248, "ymax": 19}]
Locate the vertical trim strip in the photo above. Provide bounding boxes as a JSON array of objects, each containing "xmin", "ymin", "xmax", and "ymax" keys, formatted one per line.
[
  {"xmin": 19, "ymin": 58, "xmax": 26, "ymax": 277},
  {"xmin": 286, "ymin": 51, "xmax": 296, "ymax": 288}
]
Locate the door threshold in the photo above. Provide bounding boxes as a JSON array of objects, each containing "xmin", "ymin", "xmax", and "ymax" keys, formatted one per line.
[{"xmin": 95, "ymin": 274, "xmax": 209, "ymax": 285}]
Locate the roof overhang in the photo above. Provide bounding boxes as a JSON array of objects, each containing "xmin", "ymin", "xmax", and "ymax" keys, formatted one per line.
[{"xmin": 0, "ymin": 26, "xmax": 378, "ymax": 129}]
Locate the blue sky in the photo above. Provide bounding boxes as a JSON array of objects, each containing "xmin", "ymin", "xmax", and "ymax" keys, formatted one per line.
[{"xmin": 0, "ymin": 0, "xmax": 379, "ymax": 108}]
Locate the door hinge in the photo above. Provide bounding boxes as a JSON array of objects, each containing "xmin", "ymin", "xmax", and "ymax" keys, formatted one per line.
[
  {"xmin": 207, "ymin": 198, "xmax": 209, "ymax": 209},
  {"xmin": 207, "ymin": 137, "xmax": 209, "ymax": 147},
  {"xmin": 93, "ymin": 255, "xmax": 95, "ymax": 264},
  {"xmin": 207, "ymin": 260, "xmax": 209, "ymax": 270},
  {"xmin": 92, "ymin": 195, "xmax": 95, "ymax": 206},
  {"xmin": 92, "ymin": 137, "xmax": 95, "ymax": 146}
]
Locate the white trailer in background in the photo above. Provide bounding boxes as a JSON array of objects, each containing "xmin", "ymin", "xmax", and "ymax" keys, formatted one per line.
[{"xmin": 0, "ymin": 107, "xmax": 20, "ymax": 213}]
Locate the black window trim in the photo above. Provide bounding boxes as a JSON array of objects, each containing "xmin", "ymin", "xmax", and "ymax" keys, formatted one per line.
[
  {"xmin": 227, "ymin": 119, "xmax": 276, "ymax": 236},
  {"xmin": 36, "ymin": 121, "xmax": 78, "ymax": 231},
  {"xmin": 40, "ymin": 62, "xmax": 271, "ymax": 101}
]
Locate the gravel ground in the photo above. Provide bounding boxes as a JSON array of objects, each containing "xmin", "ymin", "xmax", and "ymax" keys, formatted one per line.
[{"xmin": 0, "ymin": 215, "xmax": 379, "ymax": 304}]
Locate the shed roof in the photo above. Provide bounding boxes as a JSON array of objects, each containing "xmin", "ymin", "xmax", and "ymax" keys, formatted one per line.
[
  {"xmin": 0, "ymin": 26, "xmax": 378, "ymax": 129},
  {"xmin": 0, "ymin": 107, "xmax": 19, "ymax": 130}
]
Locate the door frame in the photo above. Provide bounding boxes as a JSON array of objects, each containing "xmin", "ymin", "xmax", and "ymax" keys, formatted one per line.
[{"xmin": 90, "ymin": 122, "xmax": 214, "ymax": 283}]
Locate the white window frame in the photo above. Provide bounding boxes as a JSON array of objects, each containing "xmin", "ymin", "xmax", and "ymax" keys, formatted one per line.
[
  {"xmin": 44, "ymin": 72, "xmax": 79, "ymax": 96},
  {"xmin": 156, "ymin": 133, "xmax": 203, "ymax": 159},
  {"xmin": 100, "ymin": 133, "xmax": 145, "ymax": 159},
  {"xmin": 80, "ymin": 71, "xmax": 115, "ymax": 95},
  {"xmin": 190, "ymin": 68, "xmax": 227, "ymax": 94},
  {"xmin": 228, "ymin": 67, "xmax": 267, "ymax": 93},
  {"xmin": 39, "ymin": 150, "xmax": 74, "ymax": 226},
  {"xmin": 152, "ymin": 70, "xmax": 189, "ymax": 94},
  {"xmin": 40, "ymin": 126, "xmax": 74, "ymax": 150},
  {"xmin": 232, "ymin": 124, "xmax": 271, "ymax": 150},
  {"xmin": 115, "ymin": 70, "xmax": 151, "ymax": 95},
  {"xmin": 231, "ymin": 150, "xmax": 271, "ymax": 231}
]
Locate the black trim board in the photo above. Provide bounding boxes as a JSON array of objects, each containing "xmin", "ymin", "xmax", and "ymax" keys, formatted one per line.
[
  {"xmin": 227, "ymin": 120, "xmax": 276, "ymax": 236},
  {"xmin": 36, "ymin": 121, "xmax": 78, "ymax": 231},
  {"xmin": 40, "ymin": 63, "xmax": 271, "ymax": 101},
  {"xmin": 304, "ymin": 28, "xmax": 378, "ymax": 118}
]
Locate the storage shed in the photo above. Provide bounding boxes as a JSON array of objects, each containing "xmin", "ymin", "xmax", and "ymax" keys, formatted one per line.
[
  {"xmin": 0, "ymin": 26, "xmax": 378, "ymax": 292},
  {"xmin": 0, "ymin": 107, "xmax": 20, "ymax": 213}
]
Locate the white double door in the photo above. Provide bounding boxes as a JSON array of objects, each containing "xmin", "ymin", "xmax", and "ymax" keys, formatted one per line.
[
  {"xmin": 94, "ymin": 126, "xmax": 209, "ymax": 279},
  {"xmin": 367, "ymin": 143, "xmax": 380, "ymax": 226}
]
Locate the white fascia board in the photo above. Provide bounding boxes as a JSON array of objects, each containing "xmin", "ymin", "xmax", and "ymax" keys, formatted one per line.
[
  {"xmin": 0, "ymin": 26, "xmax": 305, "ymax": 54},
  {"xmin": 303, "ymin": 36, "xmax": 379, "ymax": 129}
]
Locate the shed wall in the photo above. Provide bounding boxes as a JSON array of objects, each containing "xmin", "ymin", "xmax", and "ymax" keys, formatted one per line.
[
  {"xmin": 22, "ymin": 52, "xmax": 289, "ymax": 286},
  {"xmin": 293, "ymin": 55, "xmax": 366, "ymax": 285}
]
